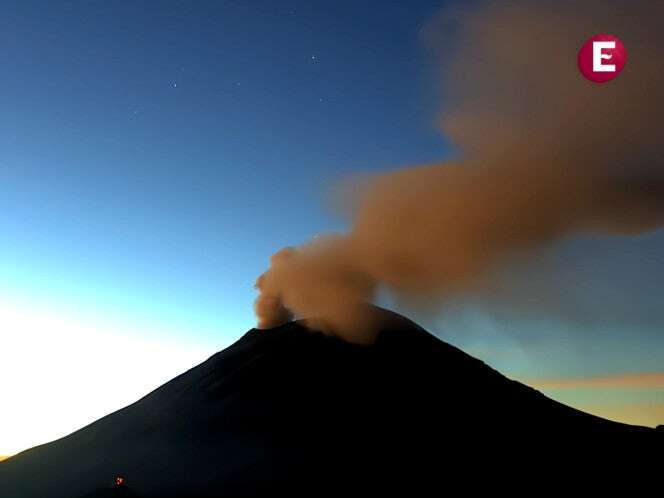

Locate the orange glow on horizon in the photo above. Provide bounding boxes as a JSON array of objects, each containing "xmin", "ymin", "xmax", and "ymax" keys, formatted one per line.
[
  {"xmin": 580, "ymin": 403, "xmax": 664, "ymax": 428},
  {"xmin": 520, "ymin": 372, "xmax": 664, "ymax": 390},
  {"xmin": 516, "ymin": 373, "xmax": 664, "ymax": 428}
]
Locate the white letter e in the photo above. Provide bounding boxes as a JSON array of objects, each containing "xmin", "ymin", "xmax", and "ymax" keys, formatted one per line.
[{"xmin": 593, "ymin": 41, "xmax": 616, "ymax": 72}]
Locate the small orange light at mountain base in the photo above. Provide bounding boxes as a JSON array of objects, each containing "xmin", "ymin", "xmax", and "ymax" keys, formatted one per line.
[{"xmin": 115, "ymin": 476, "xmax": 125, "ymax": 486}]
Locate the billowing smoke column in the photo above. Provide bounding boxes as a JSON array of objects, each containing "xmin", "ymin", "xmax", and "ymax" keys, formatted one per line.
[{"xmin": 255, "ymin": 0, "xmax": 664, "ymax": 343}]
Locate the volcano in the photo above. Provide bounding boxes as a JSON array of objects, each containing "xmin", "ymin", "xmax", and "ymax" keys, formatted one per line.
[{"xmin": 1, "ymin": 307, "xmax": 660, "ymax": 496}]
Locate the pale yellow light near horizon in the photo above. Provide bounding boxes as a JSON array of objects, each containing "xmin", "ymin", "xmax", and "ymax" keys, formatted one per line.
[
  {"xmin": 0, "ymin": 294, "xmax": 219, "ymax": 457},
  {"xmin": 2, "ymin": 295, "xmax": 661, "ymax": 460},
  {"xmin": 516, "ymin": 376, "xmax": 664, "ymax": 428}
]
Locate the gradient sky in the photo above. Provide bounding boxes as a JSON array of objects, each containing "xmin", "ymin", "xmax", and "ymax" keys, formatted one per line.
[{"xmin": 1, "ymin": 0, "xmax": 663, "ymax": 456}]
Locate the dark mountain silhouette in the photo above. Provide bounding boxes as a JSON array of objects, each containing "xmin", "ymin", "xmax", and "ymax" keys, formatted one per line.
[
  {"xmin": 80, "ymin": 485, "xmax": 139, "ymax": 498},
  {"xmin": 1, "ymin": 307, "xmax": 661, "ymax": 496}
]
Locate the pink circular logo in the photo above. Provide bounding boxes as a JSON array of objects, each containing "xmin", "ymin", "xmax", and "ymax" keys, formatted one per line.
[{"xmin": 577, "ymin": 34, "xmax": 627, "ymax": 83}]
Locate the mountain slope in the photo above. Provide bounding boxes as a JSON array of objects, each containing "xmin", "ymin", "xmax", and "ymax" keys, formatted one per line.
[{"xmin": 1, "ymin": 308, "xmax": 660, "ymax": 496}]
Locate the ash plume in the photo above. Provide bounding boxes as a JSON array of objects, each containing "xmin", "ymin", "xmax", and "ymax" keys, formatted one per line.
[{"xmin": 255, "ymin": 0, "xmax": 664, "ymax": 343}]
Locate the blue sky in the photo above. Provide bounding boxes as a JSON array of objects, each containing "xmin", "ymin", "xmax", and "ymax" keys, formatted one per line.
[
  {"xmin": 1, "ymin": 0, "xmax": 663, "ymax": 455},
  {"xmin": 0, "ymin": 0, "xmax": 448, "ymax": 338}
]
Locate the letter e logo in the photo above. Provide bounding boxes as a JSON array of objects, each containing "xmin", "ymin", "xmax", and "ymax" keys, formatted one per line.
[{"xmin": 578, "ymin": 34, "xmax": 627, "ymax": 83}]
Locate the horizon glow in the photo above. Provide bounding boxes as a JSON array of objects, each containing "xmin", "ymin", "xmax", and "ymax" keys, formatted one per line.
[
  {"xmin": 0, "ymin": 293, "xmax": 220, "ymax": 456},
  {"xmin": 1, "ymin": 0, "xmax": 663, "ymax": 458}
]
